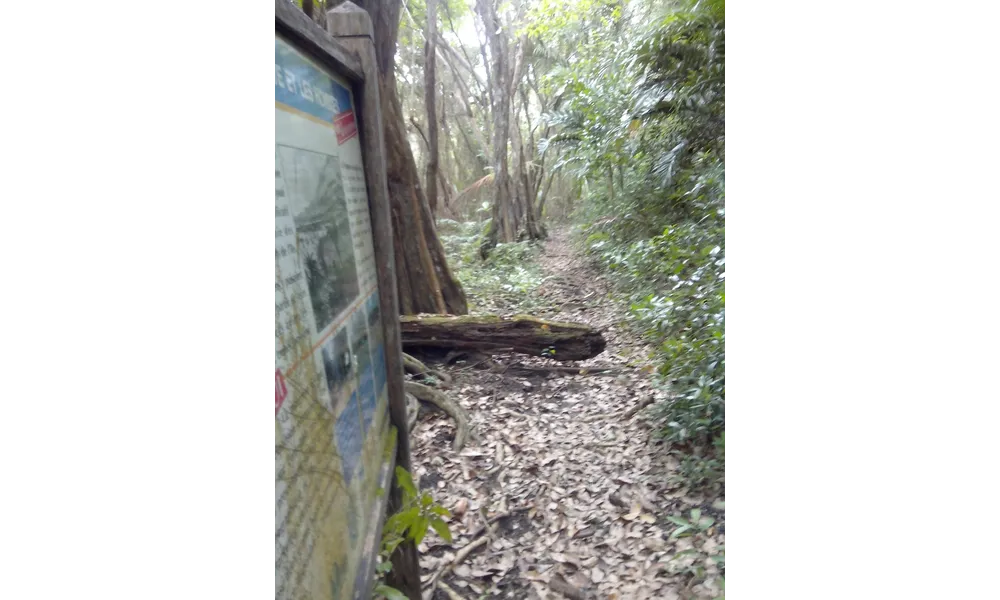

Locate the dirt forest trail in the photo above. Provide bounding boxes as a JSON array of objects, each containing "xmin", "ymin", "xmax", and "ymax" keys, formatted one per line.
[{"xmin": 411, "ymin": 228, "xmax": 726, "ymax": 600}]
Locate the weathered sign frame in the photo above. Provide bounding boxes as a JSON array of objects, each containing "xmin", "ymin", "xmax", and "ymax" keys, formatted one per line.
[{"xmin": 275, "ymin": 1, "xmax": 418, "ymax": 598}]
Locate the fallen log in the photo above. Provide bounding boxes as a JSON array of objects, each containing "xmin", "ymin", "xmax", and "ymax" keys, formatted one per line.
[{"xmin": 400, "ymin": 314, "xmax": 606, "ymax": 361}]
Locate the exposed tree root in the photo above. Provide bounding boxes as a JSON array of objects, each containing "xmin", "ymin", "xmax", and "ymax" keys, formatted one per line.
[
  {"xmin": 404, "ymin": 381, "xmax": 471, "ymax": 451},
  {"xmin": 436, "ymin": 581, "xmax": 466, "ymax": 600},
  {"xmin": 402, "ymin": 352, "xmax": 429, "ymax": 375},
  {"xmin": 406, "ymin": 392, "xmax": 420, "ymax": 433},
  {"xmin": 403, "ymin": 352, "xmax": 454, "ymax": 388}
]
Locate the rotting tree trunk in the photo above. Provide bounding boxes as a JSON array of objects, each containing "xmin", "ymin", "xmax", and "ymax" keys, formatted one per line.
[
  {"xmin": 400, "ymin": 315, "xmax": 606, "ymax": 361},
  {"xmin": 344, "ymin": 0, "xmax": 467, "ymax": 315}
]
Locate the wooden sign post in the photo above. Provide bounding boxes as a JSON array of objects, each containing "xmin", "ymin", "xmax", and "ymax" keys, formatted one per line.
[{"xmin": 275, "ymin": 1, "xmax": 418, "ymax": 598}]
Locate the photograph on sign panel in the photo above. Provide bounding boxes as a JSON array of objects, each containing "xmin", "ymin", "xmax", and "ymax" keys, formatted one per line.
[
  {"xmin": 349, "ymin": 309, "xmax": 372, "ymax": 375},
  {"xmin": 334, "ymin": 391, "xmax": 364, "ymax": 486},
  {"xmin": 349, "ymin": 310, "xmax": 377, "ymax": 433},
  {"xmin": 321, "ymin": 327, "xmax": 353, "ymax": 411},
  {"xmin": 277, "ymin": 145, "xmax": 359, "ymax": 333},
  {"xmin": 365, "ymin": 295, "xmax": 387, "ymax": 397}
]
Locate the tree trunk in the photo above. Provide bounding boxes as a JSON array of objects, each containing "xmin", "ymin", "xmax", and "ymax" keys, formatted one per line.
[
  {"xmin": 413, "ymin": 110, "xmax": 455, "ymax": 219},
  {"xmin": 536, "ymin": 170, "xmax": 555, "ymax": 222},
  {"xmin": 423, "ymin": 0, "xmax": 439, "ymax": 219},
  {"xmin": 347, "ymin": 0, "xmax": 467, "ymax": 315},
  {"xmin": 439, "ymin": 82, "xmax": 453, "ymax": 215},
  {"xmin": 400, "ymin": 315, "xmax": 606, "ymax": 361},
  {"xmin": 476, "ymin": 0, "xmax": 517, "ymax": 257}
]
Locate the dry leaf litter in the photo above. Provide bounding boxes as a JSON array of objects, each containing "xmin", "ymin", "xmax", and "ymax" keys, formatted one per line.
[{"xmin": 410, "ymin": 229, "xmax": 724, "ymax": 600}]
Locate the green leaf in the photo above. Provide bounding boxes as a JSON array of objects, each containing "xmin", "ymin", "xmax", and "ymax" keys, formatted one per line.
[
  {"xmin": 690, "ymin": 508, "xmax": 701, "ymax": 522},
  {"xmin": 393, "ymin": 507, "xmax": 420, "ymax": 530},
  {"xmin": 374, "ymin": 584, "xmax": 408, "ymax": 600},
  {"xmin": 381, "ymin": 538, "xmax": 402, "ymax": 557},
  {"xmin": 412, "ymin": 516, "xmax": 430, "ymax": 545},
  {"xmin": 670, "ymin": 525, "xmax": 691, "ymax": 539},
  {"xmin": 430, "ymin": 518, "xmax": 453, "ymax": 543},
  {"xmin": 431, "ymin": 505, "xmax": 452, "ymax": 517},
  {"xmin": 666, "ymin": 516, "xmax": 691, "ymax": 527},
  {"xmin": 421, "ymin": 493, "xmax": 434, "ymax": 507},
  {"xmin": 395, "ymin": 467, "xmax": 416, "ymax": 496}
]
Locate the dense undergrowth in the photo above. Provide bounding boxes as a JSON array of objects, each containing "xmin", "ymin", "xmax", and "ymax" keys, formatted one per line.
[
  {"xmin": 579, "ymin": 166, "xmax": 725, "ymax": 489},
  {"xmin": 438, "ymin": 219, "xmax": 549, "ymax": 313},
  {"xmin": 533, "ymin": 0, "xmax": 726, "ymax": 489}
]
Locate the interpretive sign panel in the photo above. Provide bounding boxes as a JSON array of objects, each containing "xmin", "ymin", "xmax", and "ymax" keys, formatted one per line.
[{"xmin": 275, "ymin": 33, "xmax": 393, "ymax": 600}]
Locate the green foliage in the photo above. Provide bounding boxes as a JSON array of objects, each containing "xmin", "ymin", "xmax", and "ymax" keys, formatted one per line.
[
  {"xmin": 585, "ymin": 169, "xmax": 724, "ymax": 485},
  {"xmin": 675, "ymin": 432, "xmax": 724, "ymax": 491},
  {"xmin": 531, "ymin": 0, "xmax": 725, "ymax": 488},
  {"xmin": 372, "ymin": 584, "xmax": 408, "ymax": 600},
  {"xmin": 535, "ymin": 0, "xmax": 725, "ymax": 218},
  {"xmin": 665, "ymin": 507, "xmax": 725, "ymax": 598},
  {"xmin": 398, "ymin": 0, "xmax": 471, "ymax": 49},
  {"xmin": 667, "ymin": 507, "xmax": 715, "ymax": 539},
  {"xmin": 440, "ymin": 220, "xmax": 548, "ymax": 312},
  {"xmin": 372, "ymin": 467, "xmax": 452, "ymax": 600}
]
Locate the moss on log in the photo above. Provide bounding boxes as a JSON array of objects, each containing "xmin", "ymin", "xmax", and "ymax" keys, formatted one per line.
[{"xmin": 399, "ymin": 314, "xmax": 606, "ymax": 361}]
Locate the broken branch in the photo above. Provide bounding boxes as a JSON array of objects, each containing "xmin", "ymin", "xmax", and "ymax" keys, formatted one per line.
[
  {"xmin": 425, "ymin": 535, "xmax": 489, "ymax": 596},
  {"xmin": 468, "ymin": 506, "xmax": 531, "ymax": 539},
  {"xmin": 622, "ymin": 396, "xmax": 655, "ymax": 420}
]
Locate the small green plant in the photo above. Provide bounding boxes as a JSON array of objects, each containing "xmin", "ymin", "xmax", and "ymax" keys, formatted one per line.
[
  {"xmin": 667, "ymin": 508, "xmax": 715, "ymax": 538},
  {"xmin": 372, "ymin": 467, "xmax": 452, "ymax": 600},
  {"xmin": 666, "ymin": 508, "xmax": 725, "ymax": 599}
]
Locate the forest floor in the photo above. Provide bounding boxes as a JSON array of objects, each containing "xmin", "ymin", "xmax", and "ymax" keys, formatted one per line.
[{"xmin": 411, "ymin": 227, "xmax": 725, "ymax": 600}]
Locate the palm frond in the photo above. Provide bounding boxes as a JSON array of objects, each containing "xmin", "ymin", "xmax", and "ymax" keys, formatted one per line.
[{"xmin": 453, "ymin": 173, "xmax": 496, "ymax": 205}]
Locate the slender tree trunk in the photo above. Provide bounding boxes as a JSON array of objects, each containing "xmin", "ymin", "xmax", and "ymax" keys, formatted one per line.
[
  {"xmin": 476, "ymin": 0, "xmax": 517, "ymax": 257},
  {"xmin": 412, "ymin": 109, "xmax": 455, "ymax": 219},
  {"xmin": 509, "ymin": 58, "xmax": 543, "ymax": 240},
  {"xmin": 347, "ymin": 0, "xmax": 467, "ymax": 315},
  {"xmin": 423, "ymin": 0, "xmax": 439, "ymax": 218},
  {"xmin": 439, "ymin": 83, "xmax": 453, "ymax": 214},
  {"xmin": 536, "ymin": 170, "xmax": 555, "ymax": 222}
]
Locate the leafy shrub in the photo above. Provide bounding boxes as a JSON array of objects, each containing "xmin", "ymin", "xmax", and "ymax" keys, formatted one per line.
[
  {"xmin": 440, "ymin": 221, "xmax": 548, "ymax": 312},
  {"xmin": 373, "ymin": 467, "xmax": 451, "ymax": 599},
  {"xmin": 582, "ymin": 158, "xmax": 724, "ymax": 488}
]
